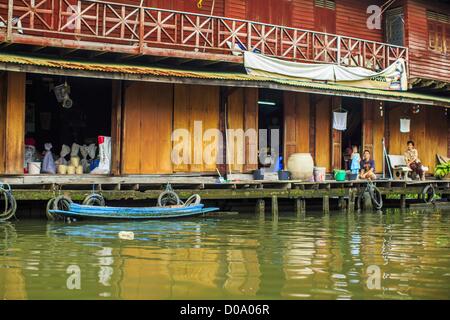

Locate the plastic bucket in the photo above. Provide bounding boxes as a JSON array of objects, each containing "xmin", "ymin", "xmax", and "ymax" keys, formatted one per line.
[
  {"xmin": 28, "ymin": 162, "xmax": 41, "ymax": 175},
  {"xmin": 314, "ymin": 167, "xmax": 326, "ymax": 182},
  {"xmin": 334, "ymin": 170, "xmax": 347, "ymax": 181},
  {"xmin": 253, "ymin": 169, "xmax": 264, "ymax": 180},
  {"xmin": 278, "ymin": 170, "xmax": 291, "ymax": 181}
]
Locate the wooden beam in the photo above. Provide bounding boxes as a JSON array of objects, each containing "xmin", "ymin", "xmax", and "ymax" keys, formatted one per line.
[
  {"xmin": 0, "ymin": 62, "xmax": 448, "ymax": 108},
  {"xmin": 111, "ymin": 80, "xmax": 123, "ymax": 176}
]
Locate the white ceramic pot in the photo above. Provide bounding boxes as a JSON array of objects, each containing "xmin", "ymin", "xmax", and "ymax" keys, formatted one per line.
[{"xmin": 287, "ymin": 153, "xmax": 314, "ymax": 180}]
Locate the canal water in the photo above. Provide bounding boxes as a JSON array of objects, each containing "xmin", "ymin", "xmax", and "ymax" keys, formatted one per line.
[{"xmin": 0, "ymin": 210, "xmax": 449, "ymax": 300}]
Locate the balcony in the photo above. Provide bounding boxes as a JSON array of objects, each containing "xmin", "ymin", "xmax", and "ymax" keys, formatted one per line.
[{"xmin": 0, "ymin": 0, "xmax": 408, "ymax": 71}]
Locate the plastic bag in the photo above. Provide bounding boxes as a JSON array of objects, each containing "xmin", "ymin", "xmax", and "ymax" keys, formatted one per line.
[
  {"xmin": 41, "ymin": 143, "xmax": 56, "ymax": 174},
  {"xmin": 91, "ymin": 136, "xmax": 111, "ymax": 175},
  {"xmin": 56, "ymin": 144, "xmax": 70, "ymax": 166},
  {"xmin": 80, "ymin": 145, "xmax": 90, "ymax": 173},
  {"xmin": 71, "ymin": 143, "xmax": 80, "ymax": 157}
]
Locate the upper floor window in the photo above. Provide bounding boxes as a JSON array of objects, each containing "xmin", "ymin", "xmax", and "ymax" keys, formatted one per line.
[
  {"xmin": 314, "ymin": 0, "xmax": 336, "ymax": 10},
  {"xmin": 385, "ymin": 7, "xmax": 404, "ymax": 46},
  {"xmin": 427, "ymin": 11, "xmax": 449, "ymax": 54}
]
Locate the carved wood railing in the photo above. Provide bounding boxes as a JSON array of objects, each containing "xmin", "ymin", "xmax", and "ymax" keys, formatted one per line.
[{"xmin": 0, "ymin": 0, "xmax": 409, "ymax": 71}]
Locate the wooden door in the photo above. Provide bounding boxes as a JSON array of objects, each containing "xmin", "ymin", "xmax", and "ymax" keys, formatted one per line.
[
  {"xmin": 363, "ymin": 100, "xmax": 385, "ymax": 173},
  {"xmin": 314, "ymin": 95, "xmax": 332, "ymax": 171},
  {"xmin": 283, "ymin": 91, "xmax": 310, "ymax": 167},
  {"xmin": 331, "ymin": 97, "xmax": 342, "ymax": 170},
  {"xmin": 173, "ymin": 84, "xmax": 220, "ymax": 173},
  {"xmin": 122, "ymin": 82, "xmax": 173, "ymax": 174},
  {"xmin": 0, "ymin": 72, "xmax": 25, "ymax": 175}
]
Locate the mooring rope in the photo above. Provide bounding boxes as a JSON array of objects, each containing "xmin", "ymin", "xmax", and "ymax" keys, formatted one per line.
[{"xmin": 0, "ymin": 183, "xmax": 17, "ymax": 222}]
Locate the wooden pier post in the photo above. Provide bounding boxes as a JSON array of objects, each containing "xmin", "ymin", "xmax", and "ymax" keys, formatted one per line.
[
  {"xmin": 400, "ymin": 195, "xmax": 406, "ymax": 210},
  {"xmin": 295, "ymin": 198, "xmax": 306, "ymax": 218},
  {"xmin": 271, "ymin": 196, "xmax": 279, "ymax": 217},
  {"xmin": 348, "ymin": 189, "xmax": 356, "ymax": 214},
  {"xmin": 323, "ymin": 195, "xmax": 330, "ymax": 214},
  {"xmin": 256, "ymin": 199, "xmax": 265, "ymax": 216},
  {"xmin": 338, "ymin": 197, "xmax": 346, "ymax": 210}
]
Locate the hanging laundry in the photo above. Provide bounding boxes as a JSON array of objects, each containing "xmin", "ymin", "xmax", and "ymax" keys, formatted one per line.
[
  {"xmin": 333, "ymin": 112, "xmax": 348, "ymax": 131},
  {"xmin": 400, "ymin": 118, "xmax": 410, "ymax": 133}
]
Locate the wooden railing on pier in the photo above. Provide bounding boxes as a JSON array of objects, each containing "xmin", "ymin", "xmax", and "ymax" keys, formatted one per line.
[{"xmin": 0, "ymin": 0, "xmax": 408, "ymax": 70}]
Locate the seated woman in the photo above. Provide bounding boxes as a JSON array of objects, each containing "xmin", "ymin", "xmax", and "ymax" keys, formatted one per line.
[
  {"xmin": 360, "ymin": 150, "xmax": 376, "ymax": 180},
  {"xmin": 404, "ymin": 141, "xmax": 425, "ymax": 181}
]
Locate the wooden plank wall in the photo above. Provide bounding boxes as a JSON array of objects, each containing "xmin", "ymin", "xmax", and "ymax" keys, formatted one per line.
[
  {"xmin": 0, "ymin": 73, "xmax": 6, "ymax": 174},
  {"xmin": 173, "ymin": 84, "xmax": 220, "ymax": 173},
  {"xmin": 0, "ymin": 72, "xmax": 26, "ymax": 175},
  {"xmin": 283, "ymin": 91, "xmax": 310, "ymax": 166},
  {"xmin": 405, "ymin": 0, "xmax": 450, "ymax": 83},
  {"xmin": 335, "ymin": 0, "xmax": 383, "ymax": 42},
  {"xmin": 387, "ymin": 103, "xmax": 447, "ymax": 171},
  {"xmin": 122, "ymin": 82, "xmax": 173, "ymax": 174}
]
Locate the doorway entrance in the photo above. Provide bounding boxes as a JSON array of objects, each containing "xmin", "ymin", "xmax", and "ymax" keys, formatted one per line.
[
  {"xmin": 341, "ymin": 97, "xmax": 362, "ymax": 170},
  {"xmin": 258, "ymin": 89, "xmax": 284, "ymax": 170},
  {"xmin": 24, "ymin": 74, "xmax": 112, "ymax": 174}
]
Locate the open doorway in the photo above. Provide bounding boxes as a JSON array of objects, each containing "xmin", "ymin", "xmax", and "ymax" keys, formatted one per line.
[
  {"xmin": 258, "ymin": 89, "xmax": 284, "ymax": 171},
  {"xmin": 341, "ymin": 97, "xmax": 362, "ymax": 170},
  {"xmin": 24, "ymin": 74, "xmax": 112, "ymax": 174}
]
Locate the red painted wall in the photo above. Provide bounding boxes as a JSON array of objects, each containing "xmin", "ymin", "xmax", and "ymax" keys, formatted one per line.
[{"xmin": 405, "ymin": 0, "xmax": 450, "ymax": 82}]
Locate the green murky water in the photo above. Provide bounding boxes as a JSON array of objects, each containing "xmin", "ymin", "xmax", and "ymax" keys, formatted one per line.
[{"xmin": 0, "ymin": 210, "xmax": 449, "ymax": 300}]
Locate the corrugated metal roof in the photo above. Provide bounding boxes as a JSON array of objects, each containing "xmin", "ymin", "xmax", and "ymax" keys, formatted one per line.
[{"xmin": 0, "ymin": 53, "xmax": 449, "ymax": 106}]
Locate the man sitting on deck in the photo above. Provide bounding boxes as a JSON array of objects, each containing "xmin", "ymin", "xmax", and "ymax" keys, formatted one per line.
[
  {"xmin": 404, "ymin": 141, "xmax": 425, "ymax": 181},
  {"xmin": 360, "ymin": 150, "xmax": 376, "ymax": 180}
]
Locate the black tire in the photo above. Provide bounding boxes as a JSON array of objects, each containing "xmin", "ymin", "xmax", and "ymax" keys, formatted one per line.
[
  {"xmin": 158, "ymin": 191, "xmax": 181, "ymax": 207},
  {"xmin": 422, "ymin": 185, "xmax": 436, "ymax": 204},
  {"xmin": 369, "ymin": 185, "xmax": 383, "ymax": 210},
  {"xmin": 82, "ymin": 194, "xmax": 106, "ymax": 207}
]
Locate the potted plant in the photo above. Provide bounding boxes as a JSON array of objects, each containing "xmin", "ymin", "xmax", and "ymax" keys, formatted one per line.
[{"xmin": 434, "ymin": 162, "xmax": 450, "ymax": 180}]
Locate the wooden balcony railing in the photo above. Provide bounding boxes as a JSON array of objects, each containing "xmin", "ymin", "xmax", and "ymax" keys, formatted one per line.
[{"xmin": 0, "ymin": 0, "xmax": 409, "ymax": 71}]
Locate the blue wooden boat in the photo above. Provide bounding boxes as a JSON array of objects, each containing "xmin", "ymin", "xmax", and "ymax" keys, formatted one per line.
[{"xmin": 48, "ymin": 203, "xmax": 219, "ymax": 220}]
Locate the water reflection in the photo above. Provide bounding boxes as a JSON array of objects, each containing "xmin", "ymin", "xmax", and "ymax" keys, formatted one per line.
[{"xmin": 0, "ymin": 211, "xmax": 449, "ymax": 300}]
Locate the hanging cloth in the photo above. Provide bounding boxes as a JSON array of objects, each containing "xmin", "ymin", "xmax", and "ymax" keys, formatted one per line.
[
  {"xmin": 400, "ymin": 118, "xmax": 410, "ymax": 133},
  {"xmin": 333, "ymin": 112, "xmax": 348, "ymax": 131}
]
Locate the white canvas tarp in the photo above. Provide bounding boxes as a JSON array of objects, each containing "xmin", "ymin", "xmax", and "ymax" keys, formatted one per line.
[{"xmin": 244, "ymin": 52, "xmax": 408, "ymax": 91}]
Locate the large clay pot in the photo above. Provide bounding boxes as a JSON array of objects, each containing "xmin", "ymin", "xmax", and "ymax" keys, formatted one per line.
[{"xmin": 287, "ymin": 153, "xmax": 314, "ymax": 180}]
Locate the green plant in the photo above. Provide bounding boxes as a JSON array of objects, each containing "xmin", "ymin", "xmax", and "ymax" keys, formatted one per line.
[{"xmin": 434, "ymin": 162, "xmax": 450, "ymax": 179}]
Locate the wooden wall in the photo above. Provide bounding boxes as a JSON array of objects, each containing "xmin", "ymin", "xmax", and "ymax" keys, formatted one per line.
[
  {"xmin": 405, "ymin": 0, "xmax": 450, "ymax": 82},
  {"xmin": 122, "ymin": 82, "xmax": 173, "ymax": 174},
  {"xmin": 0, "ymin": 72, "xmax": 25, "ymax": 175},
  {"xmin": 387, "ymin": 103, "xmax": 447, "ymax": 171}
]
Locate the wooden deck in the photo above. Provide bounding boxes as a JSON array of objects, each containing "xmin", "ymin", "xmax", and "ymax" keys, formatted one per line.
[{"xmin": 1, "ymin": 175, "xmax": 449, "ymax": 204}]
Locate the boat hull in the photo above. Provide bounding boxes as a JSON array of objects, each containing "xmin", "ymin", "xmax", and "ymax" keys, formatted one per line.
[{"xmin": 48, "ymin": 206, "xmax": 219, "ymax": 220}]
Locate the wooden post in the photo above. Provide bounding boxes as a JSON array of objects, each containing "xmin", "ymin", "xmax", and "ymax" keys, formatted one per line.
[
  {"xmin": 111, "ymin": 80, "xmax": 123, "ymax": 176},
  {"xmin": 348, "ymin": 189, "xmax": 355, "ymax": 214},
  {"xmin": 338, "ymin": 196, "xmax": 346, "ymax": 210},
  {"xmin": 271, "ymin": 195, "xmax": 279, "ymax": 217},
  {"xmin": 295, "ymin": 198, "xmax": 302, "ymax": 217},
  {"xmin": 323, "ymin": 195, "xmax": 330, "ymax": 214},
  {"xmin": 256, "ymin": 199, "xmax": 265, "ymax": 216}
]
